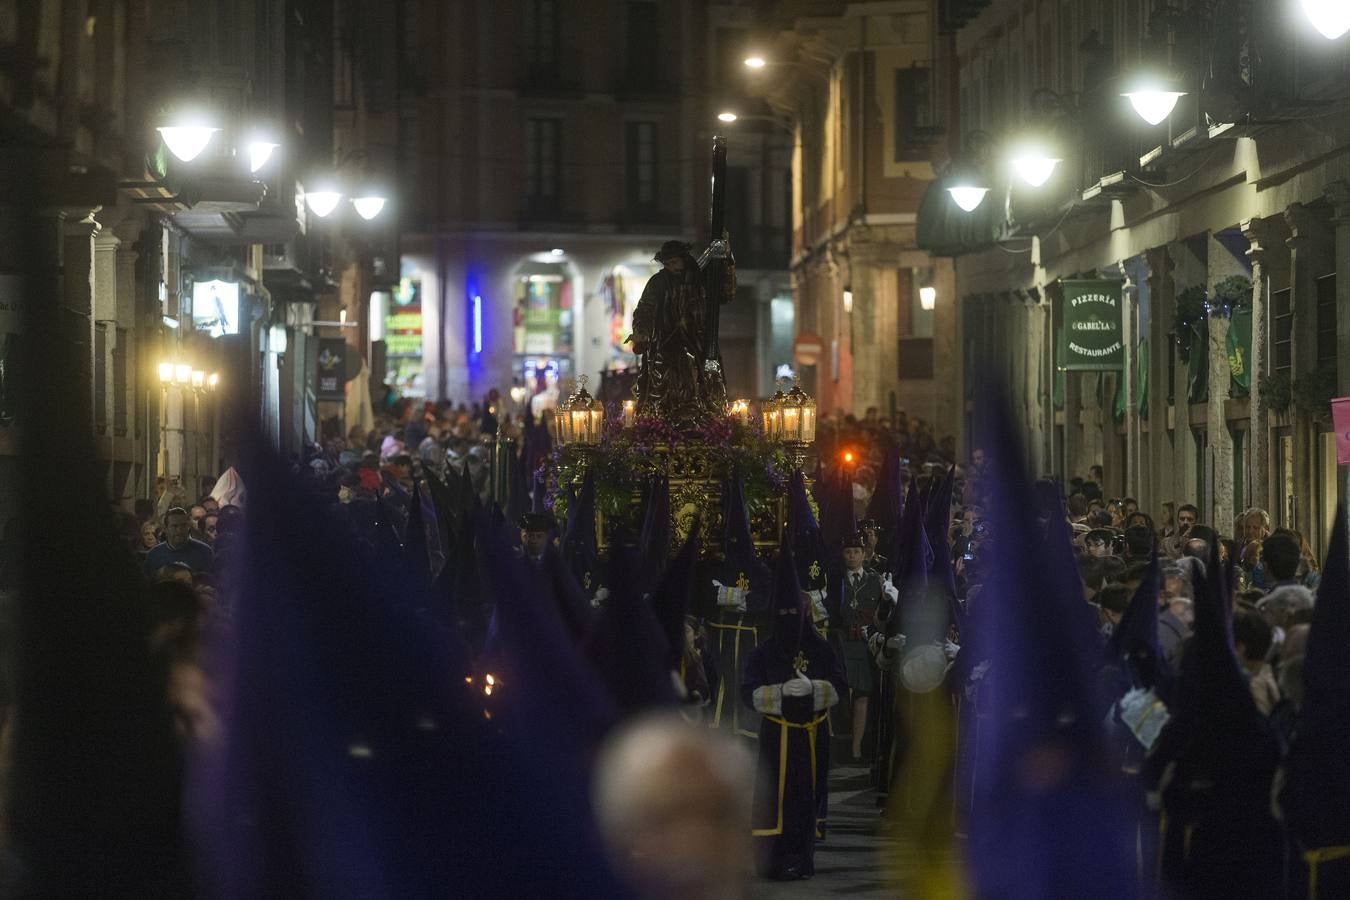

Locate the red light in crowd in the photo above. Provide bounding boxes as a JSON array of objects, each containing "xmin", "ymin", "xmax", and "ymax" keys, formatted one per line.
[{"xmin": 842, "ymin": 450, "xmax": 855, "ymax": 464}]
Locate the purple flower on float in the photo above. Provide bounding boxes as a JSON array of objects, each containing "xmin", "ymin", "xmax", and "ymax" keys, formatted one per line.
[
  {"xmin": 693, "ymin": 415, "xmax": 734, "ymax": 448},
  {"xmin": 599, "ymin": 404, "xmax": 626, "ymax": 444}
]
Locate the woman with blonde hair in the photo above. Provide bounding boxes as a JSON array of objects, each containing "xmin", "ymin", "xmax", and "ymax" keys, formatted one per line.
[
  {"xmin": 1240, "ymin": 507, "xmax": 1272, "ymax": 544},
  {"xmin": 1106, "ymin": 498, "xmax": 1126, "ymax": 529}
]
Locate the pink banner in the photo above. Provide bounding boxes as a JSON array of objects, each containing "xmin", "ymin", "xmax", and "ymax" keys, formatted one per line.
[{"xmin": 1334, "ymin": 396, "xmax": 1350, "ymax": 466}]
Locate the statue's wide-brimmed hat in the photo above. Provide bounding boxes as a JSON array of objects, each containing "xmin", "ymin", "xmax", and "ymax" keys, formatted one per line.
[{"xmin": 653, "ymin": 240, "xmax": 692, "ymax": 262}]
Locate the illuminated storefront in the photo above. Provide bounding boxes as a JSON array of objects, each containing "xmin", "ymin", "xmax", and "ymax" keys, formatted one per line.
[
  {"xmin": 386, "ymin": 269, "xmax": 425, "ymax": 398},
  {"xmin": 600, "ymin": 261, "xmax": 658, "ymax": 370},
  {"xmin": 513, "ymin": 262, "xmax": 573, "ymax": 393}
]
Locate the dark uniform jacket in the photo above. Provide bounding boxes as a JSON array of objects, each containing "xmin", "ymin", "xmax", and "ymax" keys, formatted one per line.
[{"xmin": 836, "ymin": 568, "xmax": 883, "ymax": 641}]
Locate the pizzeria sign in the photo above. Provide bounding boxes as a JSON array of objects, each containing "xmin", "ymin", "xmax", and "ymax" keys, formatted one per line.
[{"xmin": 1057, "ymin": 279, "xmax": 1124, "ymax": 371}]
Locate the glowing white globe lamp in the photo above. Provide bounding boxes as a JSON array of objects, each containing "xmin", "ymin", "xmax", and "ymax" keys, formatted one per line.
[
  {"xmin": 157, "ymin": 125, "xmax": 218, "ymax": 162},
  {"xmin": 1122, "ymin": 84, "xmax": 1186, "ymax": 126},
  {"xmin": 948, "ymin": 184, "xmax": 989, "ymax": 212},
  {"xmin": 305, "ymin": 190, "xmax": 343, "ymax": 218},
  {"xmin": 248, "ymin": 141, "xmax": 279, "ymax": 173},
  {"xmin": 352, "ymin": 195, "xmax": 387, "ymax": 220},
  {"xmin": 1011, "ymin": 153, "xmax": 1062, "ymax": 187},
  {"xmin": 1302, "ymin": 0, "xmax": 1350, "ymax": 39}
]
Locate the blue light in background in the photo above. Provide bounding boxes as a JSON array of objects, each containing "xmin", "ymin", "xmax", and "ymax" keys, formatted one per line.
[{"xmin": 472, "ymin": 293, "xmax": 483, "ymax": 355}]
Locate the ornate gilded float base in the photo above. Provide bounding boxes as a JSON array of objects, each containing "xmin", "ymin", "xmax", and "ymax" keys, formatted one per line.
[{"xmin": 551, "ymin": 436, "xmax": 812, "ymax": 559}]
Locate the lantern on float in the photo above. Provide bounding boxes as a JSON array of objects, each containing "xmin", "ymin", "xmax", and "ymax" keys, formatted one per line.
[{"xmin": 552, "ymin": 375, "xmax": 604, "ymax": 447}]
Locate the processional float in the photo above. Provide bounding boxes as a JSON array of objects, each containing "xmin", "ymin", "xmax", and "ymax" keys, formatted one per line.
[{"xmin": 539, "ymin": 135, "xmax": 818, "ymax": 558}]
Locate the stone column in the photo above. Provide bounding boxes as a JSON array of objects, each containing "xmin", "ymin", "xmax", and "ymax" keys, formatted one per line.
[
  {"xmin": 62, "ymin": 209, "xmax": 102, "ymax": 437},
  {"xmin": 93, "ymin": 229, "xmax": 121, "ymax": 440},
  {"xmin": 113, "ymin": 221, "xmax": 142, "ymax": 436},
  {"xmin": 113, "ymin": 226, "xmax": 142, "ymax": 509},
  {"xmin": 1325, "ymin": 181, "xmax": 1350, "ymax": 515},
  {"xmin": 1206, "ymin": 232, "xmax": 1246, "ymax": 529},
  {"xmin": 1025, "ymin": 300, "xmax": 1049, "ymax": 476},
  {"xmin": 846, "ymin": 243, "xmax": 887, "ymax": 415},
  {"xmin": 1145, "ymin": 247, "xmax": 1173, "ymax": 517},
  {"xmin": 1170, "ymin": 238, "xmax": 1208, "ymax": 514},
  {"xmin": 951, "ymin": 261, "xmax": 967, "ymax": 460},
  {"xmin": 929, "ymin": 257, "xmax": 960, "ymax": 443},
  {"xmin": 1241, "ymin": 217, "xmax": 1275, "ymax": 513},
  {"xmin": 1284, "ymin": 202, "xmax": 1325, "ymax": 539},
  {"xmin": 1123, "ymin": 256, "xmax": 1150, "ymax": 507},
  {"xmin": 1077, "ymin": 372, "xmax": 1103, "ymax": 485}
]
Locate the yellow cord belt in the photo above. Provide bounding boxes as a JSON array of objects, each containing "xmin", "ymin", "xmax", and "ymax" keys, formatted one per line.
[
  {"xmin": 708, "ymin": 617, "xmax": 758, "ymax": 736},
  {"xmin": 1304, "ymin": 844, "xmax": 1350, "ymax": 899},
  {"xmin": 751, "ymin": 711, "xmax": 830, "ymax": 837}
]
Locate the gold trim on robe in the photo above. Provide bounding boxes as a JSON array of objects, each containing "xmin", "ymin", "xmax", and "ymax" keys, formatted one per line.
[{"xmin": 751, "ymin": 711, "xmax": 830, "ymax": 837}]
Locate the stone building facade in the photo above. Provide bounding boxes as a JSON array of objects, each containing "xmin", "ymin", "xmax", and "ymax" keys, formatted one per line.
[
  {"xmin": 393, "ymin": 0, "xmax": 794, "ymax": 410},
  {"xmin": 749, "ymin": 1, "xmax": 960, "ymax": 440},
  {"xmin": 920, "ymin": 0, "xmax": 1350, "ymax": 549},
  {"xmin": 0, "ymin": 0, "xmax": 396, "ymax": 525}
]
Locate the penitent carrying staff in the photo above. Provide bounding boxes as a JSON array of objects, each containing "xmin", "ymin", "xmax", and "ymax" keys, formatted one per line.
[{"xmin": 625, "ymin": 136, "xmax": 735, "ymax": 428}]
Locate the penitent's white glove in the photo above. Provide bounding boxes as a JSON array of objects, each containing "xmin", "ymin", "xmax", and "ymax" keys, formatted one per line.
[
  {"xmin": 712, "ymin": 579, "xmax": 748, "ymax": 611},
  {"xmin": 591, "ymin": 586, "xmax": 610, "ymax": 609},
  {"xmin": 886, "ymin": 634, "xmax": 907, "ymax": 652},
  {"xmin": 882, "ymin": 573, "xmax": 899, "ymax": 602},
  {"xmin": 782, "ymin": 671, "xmax": 813, "ymax": 698},
  {"xmin": 943, "ymin": 639, "xmax": 960, "ymax": 661}
]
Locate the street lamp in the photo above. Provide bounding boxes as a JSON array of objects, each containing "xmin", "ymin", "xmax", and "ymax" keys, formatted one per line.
[
  {"xmin": 191, "ymin": 369, "xmax": 206, "ymax": 391},
  {"xmin": 715, "ymin": 112, "xmax": 797, "ymax": 137},
  {"xmin": 208, "ymin": 372, "xmax": 219, "ymax": 391},
  {"xmin": 744, "ymin": 56, "xmax": 767, "ymax": 69},
  {"xmin": 158, "ymin": 361, "xmax": 175, "ymax": 385},
  {"xmin": 947, "ymin": 182, "xmax": 990, "ymax": 212},
  {"xmin": 1009, "ymin": 146, "xmax": 1062, "ymax": 187},
  {"xmin": 920, "ymin": 286, "xmax": 937, "ymax": 311},
  {"xmin": 944, "ymin": 155, "xmax": 991, "ymax": 211},
  {"xmin": 1303, "ymin": 0, "xmax": 1350, "ymax": 39},
  {"xmin": 157, "ymin": 124, "xmax": 218, "ymax": 163},
  {"xmin": 352, "ymin": 195, "xmax": 387, "ymax": 220},
  {"xmin": 305, "ymin": 189, "xmax": 344, "ymax": 218},
  {"xmin": 174, "ymin": 363, "xmax": 192, "ymax": 386},
  {"xmin": 1120, "ymin": 74, "xmax": 1186, "ymax": 125},
  {"xmin": 248, "ymin": 141, "xmax": 279, "ymax": 173}
]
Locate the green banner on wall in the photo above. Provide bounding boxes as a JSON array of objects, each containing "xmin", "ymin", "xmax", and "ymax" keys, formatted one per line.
[
  {"xmin": 1227, "ymin": 307, "xmax": 1252, "ymax": 397},
  {"xmin": 1057, "ymin": 279, "xmax": 1125, "ymax": 371}
]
